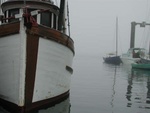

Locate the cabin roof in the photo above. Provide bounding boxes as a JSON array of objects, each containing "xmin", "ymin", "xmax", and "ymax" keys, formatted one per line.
[{"xmin": 1, "ymin": 0, "xmax": 59, "ymax": 15}]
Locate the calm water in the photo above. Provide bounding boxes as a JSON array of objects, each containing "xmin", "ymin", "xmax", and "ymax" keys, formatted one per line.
[{"xmin": 1, "ymin": 55, "xmax": 150, "ymax": 113}]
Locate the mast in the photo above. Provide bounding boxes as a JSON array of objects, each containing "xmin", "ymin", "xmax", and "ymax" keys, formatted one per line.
[
  {"xmin": 130, "ymin": 22, "xmax": 136, "ymax": 48},
  {"xmin": 149, "ymin": 41, "xmax": 150, "ymax": 59},
  {"xmin": 116, "ymin": 17, "xmax": 118, "ymax": 56}
]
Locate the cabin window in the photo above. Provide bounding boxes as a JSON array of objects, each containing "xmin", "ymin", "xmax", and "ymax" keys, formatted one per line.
[
  {"xmin": 41, "ymin": 12, "xmax": 52, "ymax": 27},
  {"xmin": 8, "ymin": 8, "xmax": 19, "ymax": 22},
  {"xmin": 53, "ymin": 14, "xmax": 57, "ymax": 29}
]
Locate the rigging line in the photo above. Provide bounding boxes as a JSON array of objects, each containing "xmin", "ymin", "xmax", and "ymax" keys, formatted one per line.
[
  {"xmin": 145, "ymin": 27, "xmax": 150, "ymax": 49},
  {"xmin": 140, "ymin": 27, "xmax": 150, "ymax": 49},
  {"xmin": 146, "ymin": 0, "xmax": 150, "ymax": 22},
  {"xmin": 145, "ymin": 0, "xmax": 149, "ymax": 21},
  {"xmin": 140, "ymin": 27, "xmax": 146, "ymax": 48},
  {"xmin": 140, "ymin": 0, "xmax": 150, "ymax": 49}
]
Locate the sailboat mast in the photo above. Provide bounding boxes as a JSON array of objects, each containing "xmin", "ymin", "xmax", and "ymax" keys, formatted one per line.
[
  {"xmin": 149, "ymin": 41, "xmax": 150, "ymax": 59},
  {"xmin": 116, "ymin": 17, "xmax": 118, "ymax": 56}
]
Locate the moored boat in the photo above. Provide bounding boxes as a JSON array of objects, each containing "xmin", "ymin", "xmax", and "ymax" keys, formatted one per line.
[
  {"xmin": 0, "ymin": 0, "xmax": 74, "ymax": 113},
  {"xmin": 121, "ymin": 48, "xmax": 146, "ymax": 65},
  {"xmin": 132, "ymin": 62, "xmax": 150, "ymax": 70},
  {"xmin": 103, "ymin": 17, "xmax": 122, "ymax": 65},
  {"xmin": 131, "ymin": 57, "xmax": 150, "ymax": 70},
  {"xmin": 121, "ymin": 21, "xmax": 150, "ymax": 65},
  {"xmin": 103, "ymin": 53, "xmax": 122, "ymax": 65}
]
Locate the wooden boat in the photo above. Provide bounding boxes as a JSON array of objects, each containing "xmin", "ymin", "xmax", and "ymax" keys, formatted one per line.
[
  {"xmin": 0, "ymin": 0, "xmax": 74, "ymax": 113},
  {"xmin": 103, "ymin": 17, "xmax": 122, "ymax": 65}
]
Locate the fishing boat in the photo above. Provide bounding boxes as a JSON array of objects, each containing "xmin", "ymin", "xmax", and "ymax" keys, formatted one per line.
[
  {"xmin": 121, "ymin": 21, "xmax": 149, "ymax": 65},
  {"xmin": 103, "ymin": 17, "xmax": 122, "ymax": 65},
  {"xmin": 0, "ymin": 0, "xmax": 74, "ymax": 113}
]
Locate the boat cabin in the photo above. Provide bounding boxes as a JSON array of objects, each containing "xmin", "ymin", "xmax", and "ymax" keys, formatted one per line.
[
  {"xmin": 0, "ymin": 0, "xmax": 60, "ymax": 30},
  {"xmin": 127, "ymin": 48, "xmax": 146, "ymax": 58}
]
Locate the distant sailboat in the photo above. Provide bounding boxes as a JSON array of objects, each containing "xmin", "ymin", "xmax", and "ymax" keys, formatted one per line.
[{"xmin": 103, "ymin": 17, "xmax": 122, "ymax": 65}]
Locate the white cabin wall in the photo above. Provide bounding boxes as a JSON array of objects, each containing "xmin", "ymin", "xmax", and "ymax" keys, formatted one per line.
[{"xmin": 37, "ymin": 14, "xmax": 40, "ymax": 25}]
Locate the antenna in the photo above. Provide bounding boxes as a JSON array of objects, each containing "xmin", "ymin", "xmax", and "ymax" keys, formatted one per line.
[
  {"xmin": 24, "ymin": 0, "xmax": 26, "ymax": 7},
  {"xmin": 67, "ymin": 1, "xmax": 70, "ymax": 37}
]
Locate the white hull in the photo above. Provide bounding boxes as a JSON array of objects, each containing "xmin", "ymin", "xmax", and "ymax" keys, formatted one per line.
[
  {"xmin": 121, "ymin": 48, "xmax": 147, "ymax": 65},
  {"xmin": 0, "ymin": 33, "xmax": 26, "ymax": 106},
  {"xmin": 121, "ymin": 56, "xmax": 140, "ymax": 65},
  {"xmin": 0, "ymin": 26, "xmax": 73, "ymax": 106},
  {"xmin": 33, "ymin": 37, "xmax": 73, "ymax": 102}
]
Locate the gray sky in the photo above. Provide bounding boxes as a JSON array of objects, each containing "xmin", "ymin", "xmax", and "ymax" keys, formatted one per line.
[{"xmin": 68, "ymin": 0, "xmax": 150, "ymax": 56}]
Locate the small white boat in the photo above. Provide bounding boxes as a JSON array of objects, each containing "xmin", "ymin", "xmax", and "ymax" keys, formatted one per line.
[
  {"xmin": 121, "ymin": 48, "xmax": 147, "ymax": 65},
  {"xmin": 0, "ymin": 0, "xmax": 74, "ymax": 112}
]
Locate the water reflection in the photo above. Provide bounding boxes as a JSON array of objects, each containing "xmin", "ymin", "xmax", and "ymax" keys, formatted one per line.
[
  {"xmin": 126, "ymin": 68, "xmax": 150, "ymax": 109},
  {"xmin": 37, "ymin": 97, "xmax": 70, "ymax": 113},
  {"xmin": 110, "ymin": 66, "xmax": 117, "ymax": 113}
]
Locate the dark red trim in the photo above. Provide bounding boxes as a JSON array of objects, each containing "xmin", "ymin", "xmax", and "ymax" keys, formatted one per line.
[
  {"xmin": 25, "ymin": 32, "xmax": 39, "ymax": 109},
  {"xmin": 25, "ymin": 91, "xmax": 70, "ymax": 112},
  {"xmin": 0, "ymin": 91, "xmax": 69, "ymax": 113},
  {"xmin": 27, "ymin": 25, "xmax": 75, "ymax": 55},
  {"xmin": 0, "ymin": 99, "xmax": 24, "ymax": 113},
  {"xmin": 0, "ymin": 21, "xmax": 20, "ymax": 37},
  {"xmin": 0, "ymin": 21, "xmax": 74, "ymax": 55}
]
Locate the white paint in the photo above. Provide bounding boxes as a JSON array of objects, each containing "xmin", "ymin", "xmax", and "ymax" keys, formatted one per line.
[
  {"xmin": 32, "ymin": 38, "xmax": 74, "ymax": 102},
  {"xmin": 121, "ymin": 48, "xmax": 147, "ymax": 65},
  {"xmin": 18, "ymin": 19, "xmax": 26, "ymax": 106},
  {"xmin": 0, "ymin": 33, "xmax": 26, "ymax": 106},
  {"xmin": 0, "ymin": 2, "xmax": 74, "ymax": 105},
  {"xmin": 0, "ymin": 21, "xmax": 74, "ymax": 106}
]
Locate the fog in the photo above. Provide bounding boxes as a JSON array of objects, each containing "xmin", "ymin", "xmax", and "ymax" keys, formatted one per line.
[
  {"xmin": 1, "ymin": 0, "xmax": 150, "ymax": 56},
  {"xmin": 68, "ymin": 0, "xmax": 150, "ymax": 56}
]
